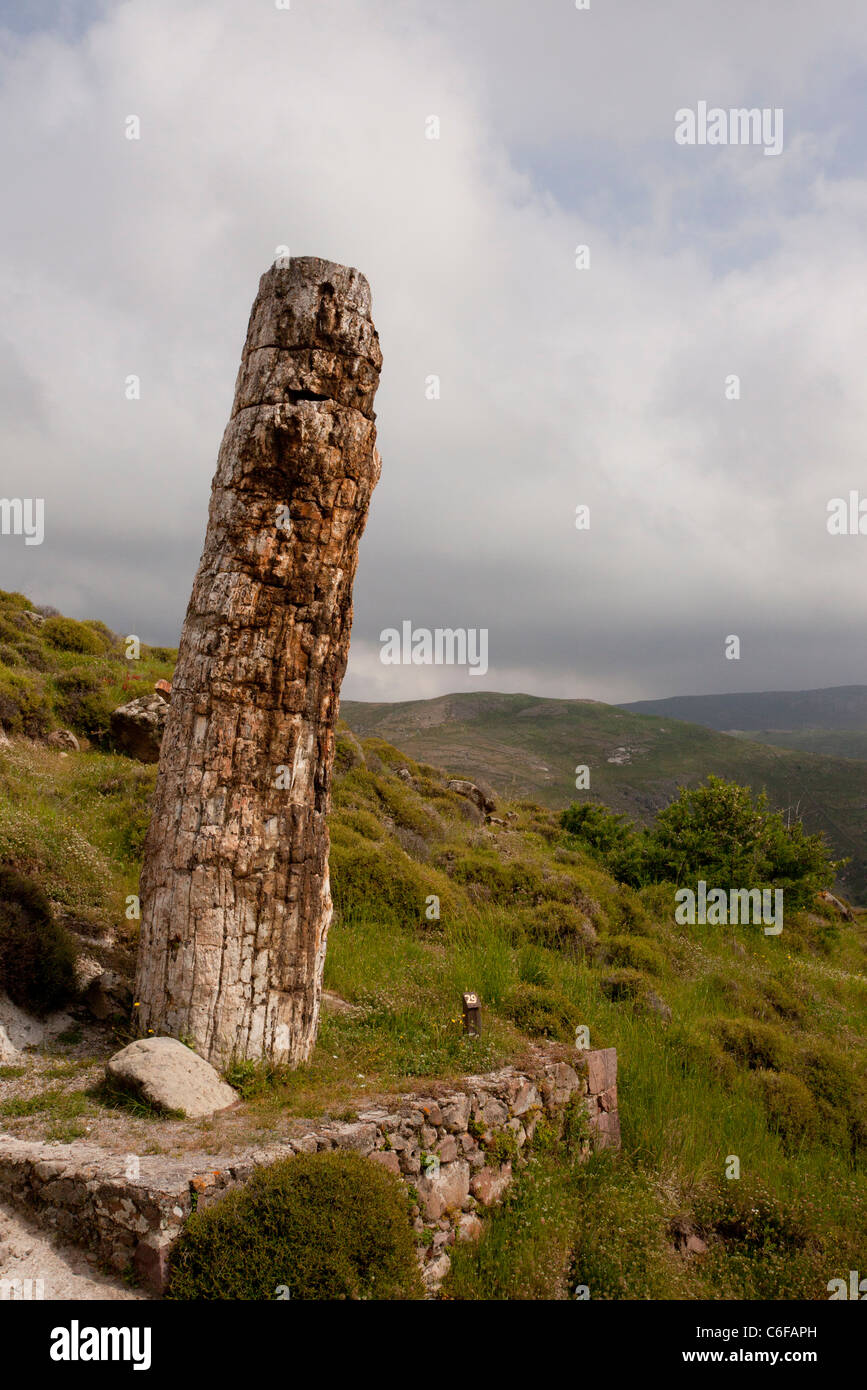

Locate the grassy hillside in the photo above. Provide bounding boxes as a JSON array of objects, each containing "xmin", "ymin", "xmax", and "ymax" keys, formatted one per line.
[
  {"xmin": 2, "ymin": 591, "xmax": 866, "ymax": 1300},
  {"xmin": 342, "ymin": 693, "xmax": 867, "ymax": 904},
  {"xmin": 0, "ymin": 588, "xmax": 175, "ymax": 749},
  {"xmin": 2, "ymin": 585, "xmax": 862, "ymax": 902},
  {"xmin": 1, "ymin": 714, "xmax": 866, "ymax": 1297},
  {"xmin": 729, "ymin": 728, "xmax": 867, "ymax": 762}
]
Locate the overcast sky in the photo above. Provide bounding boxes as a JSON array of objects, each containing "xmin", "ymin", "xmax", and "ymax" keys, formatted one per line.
[{"xmin": 2, "ymin": 0, "xmax": 867, "ymax": 703}]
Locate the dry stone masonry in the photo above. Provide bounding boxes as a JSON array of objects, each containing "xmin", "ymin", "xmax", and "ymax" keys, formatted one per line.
[
  {"xmin": 134, "ymin": 258, "xmax": 382, "ymax": 1068},
  {"xmin": 0, "ymin": 1046, "xmax": 618, "ymax": 1296}
]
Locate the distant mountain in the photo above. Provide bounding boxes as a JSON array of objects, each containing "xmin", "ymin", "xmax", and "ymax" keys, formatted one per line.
[
  {"xmin": 620, "ymin": 686, "xmax": 867, "ymax": 733},
  {"xmin": 340, "ymin": 691, "xmax": 867, "ymax": 903}
]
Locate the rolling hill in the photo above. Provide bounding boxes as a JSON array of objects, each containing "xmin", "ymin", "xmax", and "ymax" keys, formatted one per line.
[
  {"xmin": 620, "ymin": 686, "xmax": 867, "ymax": 762},
  {"xmin": 341, "ymin": 692, "xmax": 867, "ymax": 904}
]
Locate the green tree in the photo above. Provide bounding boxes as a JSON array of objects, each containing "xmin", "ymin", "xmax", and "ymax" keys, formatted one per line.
[
  {"xmin": 560, "ymin": 801, "xmax": 646, "ymax": 886},
  {"xmin": 645, "ymin": 775, "xmax": 836, "ymax": 907}
]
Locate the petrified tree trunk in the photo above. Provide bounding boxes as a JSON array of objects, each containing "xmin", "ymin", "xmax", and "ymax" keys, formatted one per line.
[{"xmin": 134, "ymin": 257, "xmax": 382, "ymax": 1067}]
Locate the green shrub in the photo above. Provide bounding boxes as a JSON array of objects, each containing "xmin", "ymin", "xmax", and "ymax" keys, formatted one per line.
[
  {"xmin": 0, "ymin": 669, "xmax": 51, "ymax": 736},
  {"xmin": 16, "ymin": 639, "xmax": 49, "ymax": 672},
  {"xmin": 42, "ymin": 616, "xmax": 107, "ymax": 655},
  {"xmin": 645, "ymin": 775, "xmax": 836, "ymax": 908},
  {"xmin": 0, "ymin": 615, "xmax": 31, "ymax": 649},
  {"xmin": 336, "ymin": 808, "xmax": 384, "ymax": 841},
  {"xmin": 694, "ymin": 1177, "xmax": 811, "ymax": 1254},
  {"xmin": 333, "ymin": 728, "xmax": 366, "ymax": 774},
  {"xmin": 598, "ymin": 967, "xmax": 648, "ymax": 1003},
  {"xmin": 607, "ymin": 888, "xmax": 656, "ymax": 935},
  {"xmin": 503, "ymin": 982, "xmax": 576, "ymax": 1041},
  {"xmin": 754, "ymin": 1070, "xmax": 817, "ymax": 1149},
  {"xmin": 560, "ymin": 801, "xmax": 646, "ymax": 885},
  {"xmin": 330, "ymin": 832, "xmax": 448, "ymax": 924},
  {"xmin": 0, "ymin": 866, "xmax": 77, "ymax": 1014},
  {"xmin": 715, "ymin": 1017, "xmax": 793, "ymax": 1071},
  {"xmin": 82, "ymin": 620, "xmax": 119, "ymax": 650},
  {"xmin": 760, "ymin": 976, "xmax": 805, "ymax": 1022},
  {"xmin": 52, "ymin": 668, "xmax": 114, "ymax": 738},
  {"xmin": 167, "ymin": 1151, "xmax": 424, "ymax": 1300},
  {"xmin": 0, "ymin": 590, "xmax": 34, "ymax": 612},
  {"xmin": 794, "ymin": 1041, "xmax": 867, "ymax": 1154},
  {"xmin": 439, "ymin": 849, "xmax": 544, "ymax": 904},
  {"xmin": 515, "ymin": 900, "xmax": 597, "ymax": 954},
  {"xmin": 602, "ymin": 933, "xmax": 666, "ymax": 976}
]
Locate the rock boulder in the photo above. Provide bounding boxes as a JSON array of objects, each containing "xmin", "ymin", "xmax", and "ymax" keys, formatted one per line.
[
  {"xmin": 447, "ymin": 779, "xmax": 497, "ymax": 815},
  {"xmin": 105, "ymin": 1037, "xmax": 238, "ymax": 1117},
  {"xmin": 109, "ymin": 694, "xmax": 168, "ymax": 763}
]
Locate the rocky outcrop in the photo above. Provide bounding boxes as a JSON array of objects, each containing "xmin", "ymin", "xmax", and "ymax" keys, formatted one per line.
[
  {"xmin": 134, "ymin": 258, "xmax": 383, "ymax": 1068},
  {"xmin": 447, "ymin": 779, "xmax": 497, "ymax": 815},
  {"xmin": 45, "ymin": 729, "xmax": 80, "ymax": 753},
  {"xmin": 84, "ymin": 970, "xmax": 133, "ymax": 1022},
  {"xmin": 109, "ymin": 694, "xmax": 168, "ymax": 763},
  {"xmin": 105, "ymin": 1038, "xmax": 238, "ymax": 1118}
]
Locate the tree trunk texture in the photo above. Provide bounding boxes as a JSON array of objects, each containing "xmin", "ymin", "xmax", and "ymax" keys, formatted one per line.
[{"xmin": 134, "ymin": 257, "xmax": 382, "ymax": 1067}]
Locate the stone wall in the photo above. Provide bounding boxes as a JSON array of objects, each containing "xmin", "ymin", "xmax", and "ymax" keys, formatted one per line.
[{"xmin": 0, "ymin": 1046, "xmax": 618, "ymax": 1296}]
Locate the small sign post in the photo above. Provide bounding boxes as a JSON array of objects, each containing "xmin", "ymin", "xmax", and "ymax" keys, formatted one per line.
[{"xmin": 462, "ymin": 991, "xmax": 481, "ymax": 1037}]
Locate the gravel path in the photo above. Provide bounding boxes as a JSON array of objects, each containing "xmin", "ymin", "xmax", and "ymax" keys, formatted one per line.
[{"xmin": 0, "ymin": 1202, "xmax": 150, "ymax": 1301}]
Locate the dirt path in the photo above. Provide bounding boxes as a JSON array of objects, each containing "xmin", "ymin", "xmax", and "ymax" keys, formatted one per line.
[{"xmin": 0, "ymin": 1202, "xmax": 150, "ymax": 1301}]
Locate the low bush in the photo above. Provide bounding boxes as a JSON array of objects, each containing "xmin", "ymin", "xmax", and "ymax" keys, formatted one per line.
[
  {"xmin": 167, "ymin": 1151, "xmax": 424, "ymax": 1300},
  {"xmin": 714, "ymin": 1016, "xmax": 793, "ymax": 1072},
  {"xmin": 0, "ymin": 669, "xmax": 51, "ymax": 736},
  {"xmin": 754, "ymin": 1069, "xmax": 817, "ymax": 1150},
  {"xmin": 42, "ymin": 616, "xmax": 107, "ymax": 655},
  {"xmin": 503, "ymin": 982, "xmax": 576, "ymax": 1041},
  {"xmin": 52, "ymin": 668, "xmax": 115, "ymax": 738},
  {"xmin": 602, "ymin": 933, "xmax": 666, "ymax": 976},
  {"xmin": 515, "ymin": 900, "xmax": 597, "ymax": 954},
  {"xmin": 0, "ymin": 866, "xmax": 77, "ymax": 1015}
]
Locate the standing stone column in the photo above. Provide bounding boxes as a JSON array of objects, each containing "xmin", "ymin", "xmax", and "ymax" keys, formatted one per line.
[{"xmin": 134, "ymin": 257, "xmax": 382, "ymax": 1067}]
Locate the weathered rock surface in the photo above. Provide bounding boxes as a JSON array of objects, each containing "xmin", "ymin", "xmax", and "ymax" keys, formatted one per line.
[
  {"xmin": 84, "ymin": 970, "xmax": 133, "ymax": 1021},
  {"xmin": 470, "ymin": 1162, "xmax": 512, "ymax": 1207},
  {"xmin": 416, "ymin": 1159, "xmax": 470, "ymax": 1220},
  {"xmin": 0, "ymin": 994, "xmax": 73, "ymax": 1053},
  {"xmin": 134, "ymin": 258, "xmax": 382, "ymax": 1068},
  {"xmin": 447, "ymin": 778, "xmax": 497, "ymax": 815},
  {"xmin": 0, "ymin": 1023, "xmax": 21, "ymax": 1063},
  {"xmin": 109, "ymin": 694, "xmax": 168, "ymax": 763},
  {"xmin": 45, "ymin": 729, "xmax": 80, "ymax": 752},
  {"xmin": 105, "ymin": 1037, "xmax": 238, "ymax": 1118}
]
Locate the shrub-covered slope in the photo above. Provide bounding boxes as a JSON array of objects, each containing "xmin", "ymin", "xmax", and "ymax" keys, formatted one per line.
[{"xmin": 0, "ymin": 591, "xmax": 865, "ymax": 1299}]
